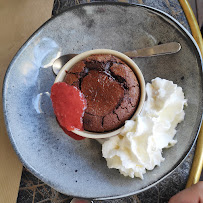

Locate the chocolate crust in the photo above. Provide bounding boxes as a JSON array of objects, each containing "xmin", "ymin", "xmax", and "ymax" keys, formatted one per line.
[{"xmin": 64, "ymin": 54, "xmax": 140, "ymax": 132}]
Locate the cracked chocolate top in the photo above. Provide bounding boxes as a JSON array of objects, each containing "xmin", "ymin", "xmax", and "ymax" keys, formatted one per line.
[{"xmin": 64, "ymin": 54, "xmax": 140, "ymax": 132}]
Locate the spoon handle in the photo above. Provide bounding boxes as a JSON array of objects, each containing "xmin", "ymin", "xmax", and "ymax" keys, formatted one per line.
[{"xmin": 124, "ymin": 42, "xmax": 181, "ymax": 58}]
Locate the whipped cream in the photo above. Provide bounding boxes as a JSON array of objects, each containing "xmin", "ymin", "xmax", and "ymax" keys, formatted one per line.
[{"xmin": 102, "ymin": 77, "xmax": 187, "ymax": 179}]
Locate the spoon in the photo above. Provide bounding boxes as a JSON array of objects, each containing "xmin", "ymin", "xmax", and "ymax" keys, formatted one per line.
[{"xmin": 53, "ymin": 42, "xmax": 181, "ymax": 75}]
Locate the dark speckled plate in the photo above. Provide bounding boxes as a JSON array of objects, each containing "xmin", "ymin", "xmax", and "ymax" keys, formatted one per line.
[{"xmin": 3, "ymin": 3, "xmax": 203, "ymax": 200}]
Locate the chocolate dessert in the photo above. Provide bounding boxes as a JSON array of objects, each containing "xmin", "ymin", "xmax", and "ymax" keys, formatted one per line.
[{"xmin": 64, "ymin": 54, "xmax": 140, "ymax": 132}]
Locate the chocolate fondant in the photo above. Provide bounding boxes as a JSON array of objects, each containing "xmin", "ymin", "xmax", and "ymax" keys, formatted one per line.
[{"xmin": 64, "ymin": 54, "xmax": 140, "ymax": 132}]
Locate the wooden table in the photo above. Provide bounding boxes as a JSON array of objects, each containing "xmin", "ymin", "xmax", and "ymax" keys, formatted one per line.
[{"xmin": 17, "ymin": 1, "xmax": 203, "ymax": 202}]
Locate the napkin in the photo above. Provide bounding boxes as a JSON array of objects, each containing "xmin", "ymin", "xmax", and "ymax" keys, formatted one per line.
[{"xmin": 0, "ymin": 0, "xmax": 53, "ymax": 202}]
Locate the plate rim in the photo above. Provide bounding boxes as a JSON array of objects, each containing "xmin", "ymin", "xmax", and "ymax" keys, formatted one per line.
[{"xmin": 2, "ymin": 2, "xmax": 203, "ymax": 200}]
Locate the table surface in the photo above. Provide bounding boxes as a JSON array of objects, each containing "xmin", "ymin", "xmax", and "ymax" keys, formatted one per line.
[{"xmin": 16, "ymin": 0, "xmax": 199, "ymax": 202}]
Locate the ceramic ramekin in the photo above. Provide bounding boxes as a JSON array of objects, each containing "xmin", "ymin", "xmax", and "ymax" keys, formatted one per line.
[{"xmin": 54, "ymin": 49, "xmax": 145, "ymax": 139}]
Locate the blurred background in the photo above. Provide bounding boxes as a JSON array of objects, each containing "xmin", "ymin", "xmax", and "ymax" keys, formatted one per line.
[{"xmin": 188, "ymin": 0, "xmax": 203, "ymax": 34}]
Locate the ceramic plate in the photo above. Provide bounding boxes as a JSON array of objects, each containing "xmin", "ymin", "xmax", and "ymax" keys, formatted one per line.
[{"xmin": 3, "ymin": 3, "xmax": 203, "ymax": 200}]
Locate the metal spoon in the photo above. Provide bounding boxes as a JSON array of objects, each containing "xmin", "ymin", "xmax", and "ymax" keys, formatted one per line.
[{"xmin": 53, "ymin": 42, "xmax": 181, "ymax": 75}]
